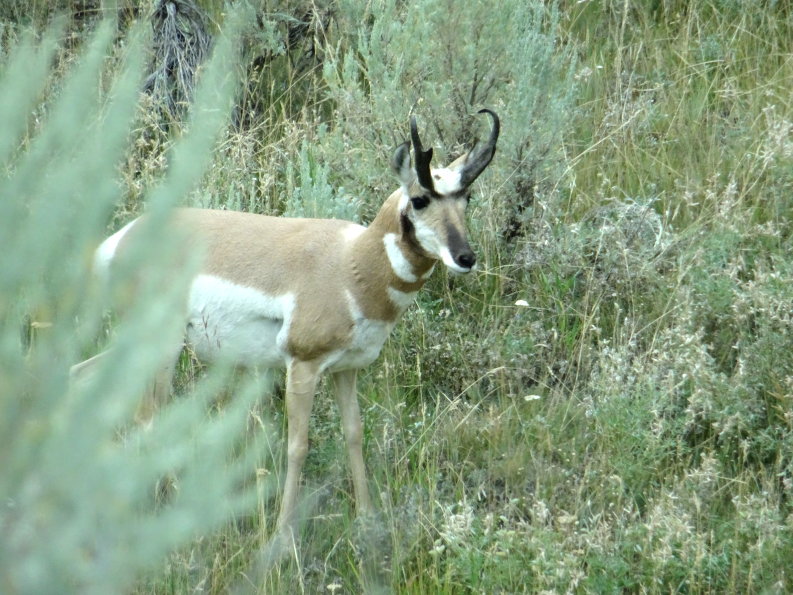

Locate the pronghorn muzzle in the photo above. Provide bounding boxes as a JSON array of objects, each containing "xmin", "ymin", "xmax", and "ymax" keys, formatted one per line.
[{"xmin": 447, "ymin": 222, "xmax": 476, "ymax": 271}]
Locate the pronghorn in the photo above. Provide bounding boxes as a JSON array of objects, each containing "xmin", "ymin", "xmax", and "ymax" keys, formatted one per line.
[{"xmin": 72, "ymin": 109, "xmax": 499, "ymax": 536}]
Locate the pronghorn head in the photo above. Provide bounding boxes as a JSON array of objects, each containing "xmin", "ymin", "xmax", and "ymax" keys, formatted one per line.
[{"xmin": 392, "ymin": 109, "xmax": 500, "ymax": 273}]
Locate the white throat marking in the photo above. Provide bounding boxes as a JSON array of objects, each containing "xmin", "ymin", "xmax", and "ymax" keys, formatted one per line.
[{"xmin": 383, "ymin": 233, "xmax": 418, "ymax": 283}]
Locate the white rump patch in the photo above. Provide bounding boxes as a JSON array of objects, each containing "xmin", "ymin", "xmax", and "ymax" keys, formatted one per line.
[
  {"xmin": 383, "ymin": 233, "xmax": 418, "ymax": 282},
  {"xmin": 431, "ymin": 167, "xmax": 463, "ymax": 195},
  {"xmin": 186, "ymin": 274, "xmax": 295, "ymax": 368},
  {"xmin": 94, "ymin": 218, "xmax": 137, "ymax": 275}
]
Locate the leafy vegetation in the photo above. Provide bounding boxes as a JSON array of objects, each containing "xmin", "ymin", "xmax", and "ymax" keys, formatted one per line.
[{"xmin": 1, "ymin": 0, "xmax": 792, "ymax": 592}]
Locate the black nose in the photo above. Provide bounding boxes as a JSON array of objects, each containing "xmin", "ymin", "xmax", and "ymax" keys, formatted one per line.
[{"xmin": 456, "ymin": 251, "xmax": 476, "ymax": 270}]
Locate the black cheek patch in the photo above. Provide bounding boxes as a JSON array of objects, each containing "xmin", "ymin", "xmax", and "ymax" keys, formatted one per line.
[
  {"xmin": 400, "ymin": 212, "xmax": 415, "ymax": 236},
  {"xmin": 400, "ymin": 213, "xmax": 424, "ymax": 254}
]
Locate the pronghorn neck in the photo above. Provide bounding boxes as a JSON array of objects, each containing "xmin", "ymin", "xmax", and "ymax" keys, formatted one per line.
[
  {"xmin": 368, "ymin": 191, "xmax": 437, "ymax": 282},
  {"xmin": 346, "ymin": 192, "xmax": 436, "ymax": 322}
]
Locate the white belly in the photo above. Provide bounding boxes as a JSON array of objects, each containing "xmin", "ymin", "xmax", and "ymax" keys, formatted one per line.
[
  {"xmin": 184, "ymin": 275, "xmax": 402, "ymax": 373},
  {"xmin": 185, "ymin": 275, "xmax": 294, "ymax": 368}
]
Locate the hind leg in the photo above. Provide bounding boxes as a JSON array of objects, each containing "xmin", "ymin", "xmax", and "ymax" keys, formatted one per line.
[
  {"xmin": 135, "ymin": 344, "xmax": 184, "ymax": 424},
  {"xmin": 70, "ymin": 343, "xmax": 183, "ymax": 424}
]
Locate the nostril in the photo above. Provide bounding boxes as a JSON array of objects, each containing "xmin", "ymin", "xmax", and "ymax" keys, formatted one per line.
[{"xmin": 456, "ymin": 251, "xmax": 476, "ymax": 270}]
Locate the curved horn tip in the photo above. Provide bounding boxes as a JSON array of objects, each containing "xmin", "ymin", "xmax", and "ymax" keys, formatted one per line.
[
  {"xmin": 456, "ymin": 109, "xmax": 500, "ymax": 188},
  {"xmin": 410, "ymin": 114, "xmax": 422, "ymax": 133},
  {"xmin": 410, "ymin": 116, "xmax": 422, "ymax": 150},
  {"xmin": 477, "ymin": 108, "xmax": 500, "ymax": 129}
]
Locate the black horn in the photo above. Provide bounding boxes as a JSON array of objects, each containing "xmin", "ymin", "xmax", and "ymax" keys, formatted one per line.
[
  {"xmin": 458, "ymin": 109, "xmax": 500, "ymax": 188},
  {"xmin": 410, "ymin": 115, "xmax": 439, "ymax": 196}
]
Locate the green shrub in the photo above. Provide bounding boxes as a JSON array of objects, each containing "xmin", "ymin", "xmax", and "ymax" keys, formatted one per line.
[{"xmin": 0, "ymin": 16, "xmax": 270, "ymax": 593}]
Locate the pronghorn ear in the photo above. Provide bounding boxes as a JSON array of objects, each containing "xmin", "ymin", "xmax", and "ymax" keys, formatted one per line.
[{"xmin": 391, "ymin": 141, "xmax": 414, "ymax": 192}]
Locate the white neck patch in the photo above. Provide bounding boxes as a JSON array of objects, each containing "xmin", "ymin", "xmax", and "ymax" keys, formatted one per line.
[
  {"xmin": 383, "ymin": 232, "xmax": 418, "ymax": 283},
  {"xmin": 420, "ymin": 263, "xmax": 436, "ymax": 280},
  {"xmin": 387, "ymin": 286, "xmax": 418, "ymax": 311}
]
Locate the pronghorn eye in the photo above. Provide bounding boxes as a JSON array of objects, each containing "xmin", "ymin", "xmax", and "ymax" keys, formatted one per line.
[{"xmin": 410, "ymin": 195, "xmax": 430, "ymax": 210}]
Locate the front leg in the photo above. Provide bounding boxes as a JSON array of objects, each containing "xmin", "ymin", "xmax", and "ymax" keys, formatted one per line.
[
  {"xmin": 332, "ymin": 369, "xmax": 372, "ymax": 515},
  {"xmin": 276, "ymin": 359, "xmax": 320, "ymax": 534}
]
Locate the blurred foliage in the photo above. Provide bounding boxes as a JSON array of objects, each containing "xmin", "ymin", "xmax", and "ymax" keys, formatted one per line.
[
  {"xmin": 0, "ymin": 12, "xmax": 272, "ymax": 594},
  {"xmin": 1, "ymin": 0, "xmax": 792, "ymax": 592}
]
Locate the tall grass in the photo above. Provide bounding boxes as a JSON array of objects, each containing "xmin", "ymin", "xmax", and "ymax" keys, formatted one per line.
[{"xmin": 2, "ymin": 0, "xmax": 792, "ymax": 592}]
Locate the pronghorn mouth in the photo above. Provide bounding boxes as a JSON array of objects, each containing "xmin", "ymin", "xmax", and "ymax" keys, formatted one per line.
[{"xmin": 439, "ymin": 247, "xmax": 477, "ymax": 274}]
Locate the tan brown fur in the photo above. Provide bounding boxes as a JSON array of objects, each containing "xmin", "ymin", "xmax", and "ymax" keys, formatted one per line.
[{"xmin": 114, "ymin": 194, "xmax": 435, "ymax": 362}]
